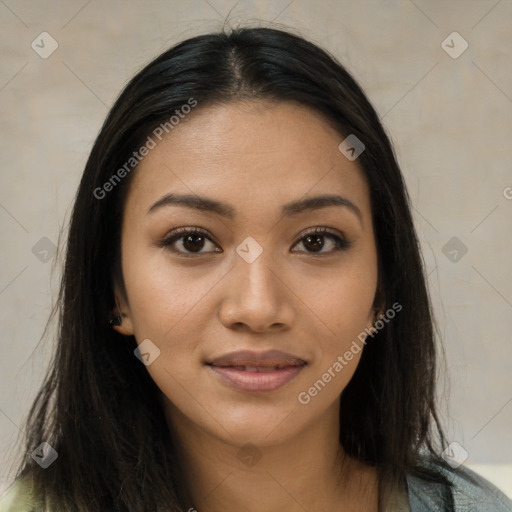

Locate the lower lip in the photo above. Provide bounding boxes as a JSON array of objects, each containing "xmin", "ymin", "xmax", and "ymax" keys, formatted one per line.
[{"xmin": 207, "ymin": 365, "xmax": 305, "ymax": 392}]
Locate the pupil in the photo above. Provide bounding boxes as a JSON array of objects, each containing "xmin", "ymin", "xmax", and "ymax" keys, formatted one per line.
[
  {"xmin": 304, "ymin": 235, "xmax": 324, "ymax": 252},
  {"xmin": 184, "ymin": 234, "xmax": 205, "ymax": 252}
]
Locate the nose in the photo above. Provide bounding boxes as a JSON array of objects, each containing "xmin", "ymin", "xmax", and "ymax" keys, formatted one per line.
[{"xmin": 218, "ymin": 247, "xmax": 295, "ymax": 333}]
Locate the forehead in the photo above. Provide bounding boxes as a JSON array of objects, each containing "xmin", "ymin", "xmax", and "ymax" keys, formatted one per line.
[{"xmin": 125, "ymin": 100, "xmax": 371, "ymax": 220}]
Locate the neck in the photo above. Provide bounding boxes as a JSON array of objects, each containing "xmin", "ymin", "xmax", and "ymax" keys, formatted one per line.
[{"xmin": 163, "ymin": 398, "xmax": 379, "ymax": 512}]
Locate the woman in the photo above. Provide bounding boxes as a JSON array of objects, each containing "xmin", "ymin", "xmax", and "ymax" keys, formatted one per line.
[{"xmin": 2, "ymin": 26, "xmax": 511, "ymax": 512}]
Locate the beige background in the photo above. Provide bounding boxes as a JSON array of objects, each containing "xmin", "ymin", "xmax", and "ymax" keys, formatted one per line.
[{"xmin": 0, "ymin": 0, "xmax": 511, "ymax": 496}]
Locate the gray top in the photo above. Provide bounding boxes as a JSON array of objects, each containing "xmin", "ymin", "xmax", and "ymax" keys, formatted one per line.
[
  {"xmin": 1, "ymin": 463, "xmax": 511, "ymax": 511},
  {"xmin": 406, "ymin": 464, "xmax": 512, "ymax": 511}
]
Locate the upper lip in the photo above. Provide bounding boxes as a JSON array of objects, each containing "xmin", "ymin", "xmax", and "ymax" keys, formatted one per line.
[{"xmin": 207, "ymin": 350, "xmax": 307, "ymax": 368}]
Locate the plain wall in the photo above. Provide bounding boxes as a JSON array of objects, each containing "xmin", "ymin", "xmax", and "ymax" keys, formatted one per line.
[{"xmin": 1, "ymin": 0, "xmax": 511, "ymax": 496}]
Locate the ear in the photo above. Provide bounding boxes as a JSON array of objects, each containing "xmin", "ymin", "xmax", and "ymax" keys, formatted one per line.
[
  {"xmin": 371, "ymin": 284, "xmax": 386, "ymax": 323},
  {"xmin": 111, "ymin": 283, "xmax": 135, "ymax": 336}
]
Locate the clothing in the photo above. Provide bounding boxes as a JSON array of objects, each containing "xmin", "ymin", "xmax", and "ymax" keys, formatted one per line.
[
  {"xmin": 1, "ymin": 464, "xmax": 511, "ymax": 511},
  {"xmin": 406, "ymin": 464, "xmax": 512, "ymax": 511}
]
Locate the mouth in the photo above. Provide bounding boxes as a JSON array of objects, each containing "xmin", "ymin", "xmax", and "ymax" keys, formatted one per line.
[
  {"xmin": 206, "ymin": 350, "xmax": 307, "ymax": 393},
  {"xmin": 213, "ymin": 364, "xmax": 299, "ymax": 372}
]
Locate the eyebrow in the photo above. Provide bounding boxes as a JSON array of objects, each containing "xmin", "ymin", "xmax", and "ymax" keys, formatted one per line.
[{"xmin": 147, "ymin": 193, "xmax": 363, "ymax": 223}]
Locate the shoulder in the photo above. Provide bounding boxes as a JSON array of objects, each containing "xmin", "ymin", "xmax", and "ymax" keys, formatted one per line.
[
  {"xmin": 448, "ymin": 465, "xmax": 512, "ymax": 511},
  {"xmin": 0, "ymin": 475, "xmax": 40, "ymax": 512},
  {"xmin": 406, "ymin": 463, "xmax": 512, "ymax": 512}
]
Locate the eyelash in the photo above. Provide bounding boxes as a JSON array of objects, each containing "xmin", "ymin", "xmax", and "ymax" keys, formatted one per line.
[{"xmin": 157, "ymin": 226, "xmax": 352, "ymax": 256}]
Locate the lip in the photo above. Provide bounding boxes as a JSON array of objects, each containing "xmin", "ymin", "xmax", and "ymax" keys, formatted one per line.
[
  {"xmin": 206, "ymin": 350, "xmax": 307, "ymax": 393},
  {"xmin": 208, "ymin": 365, "xmax": 305, "ymax": 392},
  {"xmin": 208, "ymin": 349, "xmax": 306, "ymax": 368}
]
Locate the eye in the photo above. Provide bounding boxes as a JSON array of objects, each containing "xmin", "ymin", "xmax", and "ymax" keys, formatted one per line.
[
  {"xmin": 158, "ymin": 226, "xmax": 351, "ymax": 256},
  {"xmin": 158, "ymin": 227, "xmax": 221, "ymax": 255},
  {"xmin": 292, "ymin": 227, "xmax": 351, "ymax": 254}
]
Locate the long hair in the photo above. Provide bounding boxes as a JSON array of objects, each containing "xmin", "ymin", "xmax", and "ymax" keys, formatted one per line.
[{"xmin": 15, "ymin": 25, "xmax": 456, "ymax": 511}]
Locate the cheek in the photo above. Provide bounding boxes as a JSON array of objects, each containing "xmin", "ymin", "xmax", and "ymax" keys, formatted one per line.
[
  {"xmin": 121, "ymin": 243, "xmax": 215, "ymax": 339},
  {"xmin": 294, "ymin": 256, "xmax": 377, "ymax": 349},
  {"xmin": 331, "ymin": 272, "xmax": 376, "ymax": 339},
  {"xmin": 291, "ymin": 267, "xmax": 375, "ymax": 412}
]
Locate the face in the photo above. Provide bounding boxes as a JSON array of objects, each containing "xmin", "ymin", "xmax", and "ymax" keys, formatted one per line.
[{"xmin": 114, "ymin": 100, "xmax": 380, "ymax": 448}]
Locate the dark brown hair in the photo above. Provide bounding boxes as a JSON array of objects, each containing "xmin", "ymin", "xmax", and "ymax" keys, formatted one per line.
[{"xmin": 15, "ymin": 25, "xmax": 460, "ymax": 511}]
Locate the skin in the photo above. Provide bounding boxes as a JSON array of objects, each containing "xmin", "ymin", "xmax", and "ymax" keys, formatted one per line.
[{"xmin": 114, "ymin": 100, "xmax": 382, "ymax": 511}]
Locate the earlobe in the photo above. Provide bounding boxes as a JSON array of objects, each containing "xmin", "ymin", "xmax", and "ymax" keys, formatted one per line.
[
  {"xmin": 109, "ymin": 311, "xmax": 134, "ymax": 336},
  {"xmin": 367, "ymin": 306, "xmax": 384, "ymax": 332},
  {"xmin": 112, "ymin": 324, "xmax": 133, "ymax": 336},
  {"xmin": 111, "ymin": 286, "xmax": 135, "ymax": 336},
  {"xmin": 372, "ymin": 288, "xmax": 386, "ymax": 327}
]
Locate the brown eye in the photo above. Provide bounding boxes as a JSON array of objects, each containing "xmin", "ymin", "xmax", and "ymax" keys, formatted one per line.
[
  {"xmin": 181, "ymin": 233, "xmax": 207, "ymax": 252},
  {"xmin": 292, "ymin": 228, "xmax": 351, "ymax": 254},
  {"xmin": 158, "ymin": 227, "xmax": 221, "ymax": 255},
  {"xmin": 302, "ymin": 234, "xmax": 325, "ymax": 252}
]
